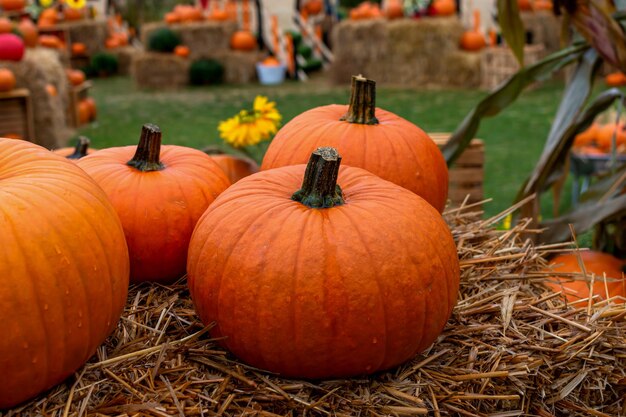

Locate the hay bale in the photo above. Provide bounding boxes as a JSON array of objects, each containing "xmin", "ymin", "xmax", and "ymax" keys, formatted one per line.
[
  {"xmin": 218, "ymin": 50, "xmax": 262, "ymax": 84},
  {"xmin": 330, "ymin": 17, "xmax": 473, "ymax": 88},
  {"xmin": 1, "ymin": 49, "xmax": 72, "ymax": 148},
  {"xmin": 109, "ymin": 45, "xmax": 143, "ymax": 75},
  {"xmin": 63, "ymin": 19, "xmax": 108, "ymax": 55},
  {"xmin": 131, "ymin": 52, "xmax": 190, "ymax": 90},
  {"xmin": 521, "ymin": 11, "xmax": 561, "ymax": 54},
  {"xmin": 441, "ymin": 51, "xmax": 481, "ymax": 87},
  {"xmin": 142, "ymin": 21, "xmax": 237, "ymax": 60}
]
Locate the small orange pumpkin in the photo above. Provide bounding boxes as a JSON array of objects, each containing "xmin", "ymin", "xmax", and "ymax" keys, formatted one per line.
[
  {"xmin": 83, "ymin": 97, "xmax": 96, "ymax": 121},
  {"xmin": 546, "ymin": 251, "xmax": 626, "ymax": 303},
  {"xmin": 230, "ymin": 30, "xmax": 257, "ymax": 51},
  {"xmin": 77, "ymin": 124, "xmax": 231, "ymax": 284},
  {"xmin": 77, "ymin": 100, "xmax": 91, "ymax": 124},
  {"xmin": 596, "ymin": 122, "xmax": 626, "ymax": 152},
  {"xmin": 518, "ymin": 0, "xmax": 532, "ymax": 11},
  {"xmin": 304, "ymin": 0, "xmax": 323, "ymax": 15},
  {"xmin": 205, "ymin": 150, "xmax": 260, "ymax": 183},
  {"xmin": 0, "ymin": 17, "xmax": 12, "ymax": 34},
  {"xmin": 261, "ymin": 56, "xmax": 280, "ymax": 66},
  {"xmin": 605, "ymin": 72, "xmax": 626, "ymax": 87},
  {"xmin": 39, "ymin": 8, "xmax": 59, "ymax": 24},
  {"xmin": 534, "ymin": 0, "xmax": 553, "ymax": 11},
  {"xmin": 17, "ymin": 18, "xmax": 38, "ymax": 47},
  {"xmin": 174, "ymin": 45, "xmax": 190, "ymax": 58},
  {"xmin": 66, "ymin": 69, "xmax": 86, "ymax": 86},
  {"xmin": 573, "ymin": 122, "xmax": 599, "ymax": 148},
  {"xmin": 71, "ymin": 42, "xmax": 87, "ymax": 56},
  {"xmin": 0, "ymin": 68, "xmax": 16, "ymax": 92},
  {"xmin": 165, "ymin": 12, "xmax": 180, "ymax": 24},
  {"xmin": 432, "ymin": 0, "xmax": 456, "ymax": 16},
  {"xmin": 63, "ymin": 7, "xmax": 84, "ymax": 21},
  {"xmin": 38, "ymin": 34, "xmax": 62, "ymax": 48},
  {"xmin": 0, "ymin": 0, "xmax": 25, "ymax": 11},
  {"xmin": 208, "ymin": 8, "xmax": 229, "ymax": 21},
  {"xmin": 460, "ymin": 10, "xmax": 486, "ymax": 52},
  {"xmin": 45, "ymin": 83, "xmax": 57, "ymax": 97},
  {"xmin": 384, "ymin": 0, "xmax": 404, "ymax": 19}
]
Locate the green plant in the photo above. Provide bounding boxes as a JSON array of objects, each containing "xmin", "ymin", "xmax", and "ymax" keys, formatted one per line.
[
  {"xmin": 297, "ymin": 43, "xmax": 312, "ymax": 59},
  {"xmin": 90, "ymin": 52, "xmax": 119, "ymax": 76},
  {"xmin": 148, "ymin": 27, "xmax": 181, "ymax": 53},
  {"xmin": 189, "ymin": 59, "xmax": 224, "ymax": 85},
  {"xmin": 302, "ymin": 57, "xmax": 323, "ymax": 72},
  {"xmin": 444, "ymin": 1, "xmax": 626, "ymax": 256}
]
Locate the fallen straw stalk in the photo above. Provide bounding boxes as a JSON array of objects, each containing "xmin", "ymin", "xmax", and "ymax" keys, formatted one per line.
[{"xmin": 6, "ymin": 203, "xmax": 626, "ymax": 417}]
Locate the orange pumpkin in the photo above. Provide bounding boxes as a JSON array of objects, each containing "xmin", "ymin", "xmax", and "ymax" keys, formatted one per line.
[
  {"xmin": 77, "ymin": 124, "xmax": 231, "ymax": 284},
  {"xmin": 38, "ymin": 34, "xmax": 62, "ymax": 48},
  {"xmin": 189, "ymin": 147, "xmax": 460, "ymax": 378},
  {"xmin": 546, "ymin": 251, "xmax": 626, "ymax": 303},
  {"xmin": 0, "ymin": 138, "xmax": 129, "ymax": 409},
  {"xmin": 53, "ymin": 136, "xmax": 96, "ymax": 160},
  {"xmin": 432, "ymin": 0, "xmax": 456, "ymax": 16},
  {"xmin": 175, "ymin": 5, "xmax": 203, "ymax": 22},
  {"xmin": 77, "ymin": 100, "xmax": 91, "ymax": 124},
  {"xmin": 0, "ymin": 68, "xmax": 16, "ymax": 92},
  {"xmin": 573, "ymin": 122, "xmax": 599, "ymax": 148},
  {"xmin": 605, "ymin": 72, "xmax": 626, "ymax": 87},
  {"xmin": 518, "ymin": 0, "xmax": 532, "ymax": 11},
  {"xmin": 66, "ymin": 69, "xmax": 86, "ymax": 86},
  {"xmin": 0, "ymin": 17, "xmax": 12, "ymax": 34},
  {"xmin": 262, "ymin": 75, "xmax": 449, "ymax": 213},
  {"xmin": 105, "ymin": 37, "xmax": 120, "ymax": 49},
  {"xmin": 174, "ymin": 45, "xmax": 190, "ymax": 58},
  {"xmin": 208, "ymin": 8, "xmax": 229, "ymax": 21},
  {"xmin": 261, "ymin": 56, "xmax": 280, "ymax": 66},
  {"xmin": 63, "ymin": 7, "xmax": 84, "ymax": 21},
  {"xmin": 206, "ymin": 151, "xmax": 259, "ymax": 183},
  {"xmin": 113, "ymin": 31, "xmax": 129, "ymax": 46},
  {"xmin": 45, "ymin": 83, "xmax": 57, "ymax": 96},
  {"xmin": 534, "ymin": 0, "xmax": 553, "ymax": 11},
  {"xmin": 596, "ymin": 122, "xmax": 626, "ymax": 152},
  {"xmin": 230, "ymin": 30, "xmax": 257, "ymax": 51},
  {"xmin": 460, "ymin": 10, "xmax": 486, "ymax": 52},
  {"xmin": 0, "ymin": 0, "xmax": 24, "ymax": 11},
  {"xmin": 71, "ymin": 42, "xmax": 87, "ymax": 56},
  {"xmin": 17, "ymin": 18, "xmax": 38, "ymax": 47},
  {"xmin": 304, "ymin": 0, "xmax": 323, "ymax": 15},
  {"xmin": 39, "ymin": 8, "xmax": 59, "ymax": 25},
  {"xmin": 165, "ymin": 12, "xmax": 180, "ymax": 24},
  {"xmin": 384, "ymin": 0, "xmax": 404, "ymax": 19},
  {"xmin": 83, "ymin": 96, "xmax": 96, "ymax": 121}
]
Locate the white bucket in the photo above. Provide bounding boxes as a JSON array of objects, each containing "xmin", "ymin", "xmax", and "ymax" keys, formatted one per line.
[{"xmin": 256, "ymin": 63, "xmax": 286, "ymax": 85}]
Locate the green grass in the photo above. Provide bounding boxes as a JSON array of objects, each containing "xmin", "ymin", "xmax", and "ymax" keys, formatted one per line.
[{"xmin": 78, "ymin": 76, "xmax": 570, "ymax": 219}]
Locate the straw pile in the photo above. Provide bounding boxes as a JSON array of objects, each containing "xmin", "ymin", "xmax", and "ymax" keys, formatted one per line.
[
  {"xmin": 6, "ymin": 198, "xmax": 626, "ymax": 416},
  {"xmin": 142, "ymin": 21, "xmax": 237, "ymax": 60},
  {"xmin": 110, "ymin": 45, "xmax": 143, "ymax": 75},
  {"xmin": 521, "ymin": 11, "xmax": 561, "ymax": 55},
  {"xmin": 331, "ymin": 17, "xmax": 480, "ymax": 88},
  {"xmin": 1, "ymin": 48, "xmax": 72, "ymax": 148},
  {"xmin": 218, "ymin": 50, "xmax": 263, "ymax": 84},
  {"xmin": 131, "ymin": 52, "xmax": 190, "ymax": 90},
  {"xmin": 64, "ymin": 19, "xmax": 108, "ymax": 55}
]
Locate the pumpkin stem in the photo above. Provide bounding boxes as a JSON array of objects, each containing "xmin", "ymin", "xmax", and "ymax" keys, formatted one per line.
[
  {"xmin": 292, "ymin": 147, "xmax": 344, "ymax": 208},
  {"xmin": 66, "ymin": 136, "xmax": 90, "ymax": 159},
  {"xmin": 127, "ymin": 124, "xmax": 165, "ymax": 172},
  {"xmin": 340, "ymin": 74, "xmax": 379, "ymax": 125}
]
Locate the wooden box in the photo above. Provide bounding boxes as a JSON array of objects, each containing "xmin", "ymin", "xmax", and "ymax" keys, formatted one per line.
[
  {"xmin": 480, "ymin": 44, "xmax": 545, "ymax": 90},
  {"xmin": 0, "ymin": 89, "xmax": 34, "ymax": 141},
  {"xmin": 430, "ymin": 132, "xmax": 485, "ymax": 208},
  {"xmin": 67, "ymin": 81, "xmax": 93, "ymax": 128}
]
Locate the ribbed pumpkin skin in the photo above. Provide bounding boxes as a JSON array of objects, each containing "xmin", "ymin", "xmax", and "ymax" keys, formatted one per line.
[
  {"xmin": 210, "ymin": 154, "xmax": 259, "ymax": 183},
  {"xmin": 261, "ymin": 105, "xmax": 449, "ymax": 212},
  {"xmin": 78, "ymin": 146, "xmax": 231, "ymax": 283},
  {"xmin": 546, "ymin": 251, "xmax": 625, "ymax": 303},
  {"xmin": 188, "ymin": 164, "xmax": 459, "ymax": 378},
  {"xmin": 0, "ymin": 138, "xmax": 129, "ymax": 409}
]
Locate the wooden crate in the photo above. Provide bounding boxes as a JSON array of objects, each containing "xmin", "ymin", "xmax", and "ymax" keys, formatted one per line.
[
  {"xmin": 480, "ymin": 44, "xmax": 545, "ymax": 90},
  {"xmin": 0, "ymin": 89, "xmax": 34, "ymax": 141},
  {"xmin": 430, "ymin": 132, "xmax": 485, "ymax": 207},
  {"xmin": 67, "ymin": 81, "xmax": 93, "ymax": 128}
]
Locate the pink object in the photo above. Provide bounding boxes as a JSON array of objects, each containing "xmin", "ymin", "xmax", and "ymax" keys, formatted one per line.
[
  {"xmin": 199, "ymin": 0, "xmax": 209, "ymax": 10},
  {"xmin": 0, "ymin": 34, "xmax": 25, "ymax": 61}
]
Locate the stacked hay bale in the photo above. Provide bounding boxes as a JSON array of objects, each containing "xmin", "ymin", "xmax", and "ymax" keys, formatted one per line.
[
  {"xmin": 132, "ymin": 53, "xmax": 191, "ymax": 89},
  {"xmin": 331, "ymin": 17, "xmax": 480, "ymax": 88},
  {"xmin": 520, "ymin": 11, "xmax": 561, "ymax": 55},
  {"xmin": 65, "ymin": 19, "xmax": 108, "ymax": 55},
  {"xmin": 1, "ymin": 48, "xmax": 72, "ymax": 148},
  {"xmin": 108, "ymin": 46, "xmax": 142, "ymax": 75}
]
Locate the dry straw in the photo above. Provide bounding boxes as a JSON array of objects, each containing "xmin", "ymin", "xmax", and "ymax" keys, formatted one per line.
[{"xmin": 6, "ymin": 198, "xmax": 626, "ymax": 416}]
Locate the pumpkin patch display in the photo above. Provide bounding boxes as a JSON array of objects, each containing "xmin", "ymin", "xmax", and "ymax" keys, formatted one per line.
[
  {"xmin": 546, "ymin": 251, "xmax": 626, "ymax": 303},
  {"xmin": 262, "ymin": 75, "xmax": 449, "ymax": 212},
  {"xmin": 0, "ymin": 138, "xmax": 129, "ymax": 409},
  {"xmin": 188, "ymin": 147, "xmax": 460, "ymax": 378},
  {"xmin": 77, "ymin": 124, "xmax": 231, "ymax": 283},
  {"xmin": 0, "ymin": 68, "xmax": 16, "ymax": 92}
]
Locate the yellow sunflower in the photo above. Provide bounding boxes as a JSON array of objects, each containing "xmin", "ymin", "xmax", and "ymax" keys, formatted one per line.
[{"xmin": 218, "ymin": 96, "xmax": 282, "ymax": 148}]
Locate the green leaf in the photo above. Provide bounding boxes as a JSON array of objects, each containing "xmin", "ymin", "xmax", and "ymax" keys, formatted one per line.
[
  {"xmin": 539, "ymin": 194, "xmax": 626, "ymax": 244},
  {"xmin": 518, "ymin": 49, "xmax": 602, "ymax": 201},
  {"xmin": 579, "ymin": 162, "xmax": 626, "ymax": 204},
  {"xmin": 497, "ymin": 0, "xmax": 526, "ymax": 67},
  {"xmin": 442, "ymin": 43, "xmax": 589, "ymax": 165}
]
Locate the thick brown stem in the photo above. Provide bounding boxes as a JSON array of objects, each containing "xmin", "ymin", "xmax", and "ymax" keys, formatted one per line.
[
  {"xmin": 340, "ymin": 74, "xmax": 379, "ymax": 125},
  {"xmin": 292, "ymin": 147, "xmax": 344, "ymax": 208},
  {"xmin": 66, "ymin": 136, "xmax": 90, "ymax": 160},
  {"xmin": 127, "ymin": 124, "xmax": 164, "ymax": 172}
]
